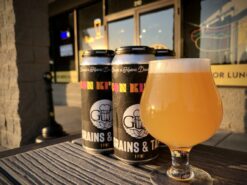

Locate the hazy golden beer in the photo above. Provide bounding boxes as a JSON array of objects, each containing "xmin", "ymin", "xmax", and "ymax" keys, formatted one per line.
[{"xmin": 140, "ymin": 59, "xmax": 222, "ymax": 148}]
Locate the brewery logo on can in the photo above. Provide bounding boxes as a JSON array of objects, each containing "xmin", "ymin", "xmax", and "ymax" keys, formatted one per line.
[
  {"xmin": 123, "ymin": 104, "xmax": 149, "ymax": 139},
  {"xmin": 80, "ymin": 50, "xmax": 114, "ymax": 153},
  {"xmin": 90, "ymin": 99, "xmax": 112, "ymax": 130},
  {"xmin": 112, "ymin": 46, "xmax": 159, "ymax": 163}
]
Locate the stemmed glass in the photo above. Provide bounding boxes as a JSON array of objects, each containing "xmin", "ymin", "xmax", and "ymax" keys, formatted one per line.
[{"xmin": 140, "ymin": 59, "xmax": 223, "ymax": 184}]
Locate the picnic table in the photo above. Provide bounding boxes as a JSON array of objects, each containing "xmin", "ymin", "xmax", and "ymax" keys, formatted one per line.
[{"xmin": 0, "ymin": 136, "xmax": 247, "ymax": 185}]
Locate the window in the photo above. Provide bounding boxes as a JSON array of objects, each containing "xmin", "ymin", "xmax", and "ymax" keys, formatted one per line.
[
  {"xmin": 106, "ymin": 1, "xmax": 176, "ymax": 52},
  {"xmin": 108, "ymin": 17, "xmax": 134, "ymax": 50},
  {"xmin": 183, "ymin": 0, "xmax": 247, "ymax": 64},
  {"xmin": 49, "ymin": 12, "xmax": 75, "ymax": 71},
  {"xmin": 78, "ymin": 1, "xmax": 106, "ymax": 50},
  {"xmin": 139, "ymin": 7, "xmax": 174, "ymax": 49}
]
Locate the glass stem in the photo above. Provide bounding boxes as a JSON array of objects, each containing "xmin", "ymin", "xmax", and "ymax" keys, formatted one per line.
[{"xmin": 167, "ymin": 148, "xmax": 194, "ymax": 181}]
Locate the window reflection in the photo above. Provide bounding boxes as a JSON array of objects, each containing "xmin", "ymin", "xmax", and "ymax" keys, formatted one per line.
[
  {"xmin": 78, "ymin": 1, "xmax": 106, "ymax": 50},
  {"xmin": 108, "ymin": 17, "xmax": 134, "ymax": 50},
  {"xmin": 183, "ymin": 0, "xmax": 247, "ymax": 64},
  {"xmin": 139, "ymin": 7, "xmax": 174, "ymax": 50}
]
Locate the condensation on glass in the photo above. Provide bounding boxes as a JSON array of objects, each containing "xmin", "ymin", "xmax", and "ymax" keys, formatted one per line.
[
  {"xmin": 183, "ymin": 0, "xmax": 247, "ymax": 64},
  {"xmin": 139, "ymin": 7, "xmax": 174, "ymax": 50}
]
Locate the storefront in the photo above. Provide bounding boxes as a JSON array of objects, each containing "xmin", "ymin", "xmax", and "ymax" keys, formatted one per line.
[
  {"xmin": 49, "ymin": 0, "xmax": 247, "ymax": 131},
  {"xmin": 49, "ymin": 0, "xmax": 179, "ymax": 83}
]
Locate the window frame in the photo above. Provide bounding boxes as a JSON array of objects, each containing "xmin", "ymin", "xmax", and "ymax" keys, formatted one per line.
[{"xmin": 104, "ymin": 0, "xmax": 181, "ymax": 57}]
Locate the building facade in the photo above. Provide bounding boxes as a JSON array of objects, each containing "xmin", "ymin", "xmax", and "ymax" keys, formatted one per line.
[{"xmin": 49, "ymin": 0, "xmax": 247, "ymax": 132}]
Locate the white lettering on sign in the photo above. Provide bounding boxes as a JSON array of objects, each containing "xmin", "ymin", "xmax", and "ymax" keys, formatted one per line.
[{"xmin": 113, "ymin": 137, "xmax": 159, "ymax": 153}]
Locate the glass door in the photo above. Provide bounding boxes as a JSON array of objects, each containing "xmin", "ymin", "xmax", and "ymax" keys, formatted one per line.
[{"xmin": 105, "ymin": 0, "xmax": 178, "ymax": 55}]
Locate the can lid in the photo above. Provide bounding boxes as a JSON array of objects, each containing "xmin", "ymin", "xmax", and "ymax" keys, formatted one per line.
[
  {"xmin": 155, "ymin": 49, "xmax": 175, "ymax": 56},
  {"xmin": 82, "ymin": 50, "xmax": 115, "ymax": 57},
  {"xmin": 115, "ymin": 46, "xmax": 155, "ymax": 55}
]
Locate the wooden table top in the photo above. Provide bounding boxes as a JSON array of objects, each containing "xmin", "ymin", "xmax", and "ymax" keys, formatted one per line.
[{"xmin": 0, "ymin": 139, "xmax": 247, "ymax": 185}]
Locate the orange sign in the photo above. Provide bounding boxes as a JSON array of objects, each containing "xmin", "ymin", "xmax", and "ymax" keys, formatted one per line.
[
  {"xmin": 211, "ymin": 64, "xmax": 247, "ymax": 86},
  {"xmin": 55, "ymin": 71, "xmax": 78, "ymax": 83}
]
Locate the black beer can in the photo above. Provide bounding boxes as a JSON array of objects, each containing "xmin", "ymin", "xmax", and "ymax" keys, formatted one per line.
[
  {"xmin": 155, "ymin": 49, "xmax": 175, "ymax": 60},
  {"xmin": 112, "ymin": 46, "xmax": 159, "ymax": 163},
  {"xmin": 80, "ymin": 50, "xmax": 114, "ymax": 153}
]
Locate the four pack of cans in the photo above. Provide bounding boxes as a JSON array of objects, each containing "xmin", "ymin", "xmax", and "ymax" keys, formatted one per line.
[{"xmin": 80, "ymin": 46, "xmax": 174, "ymax": 163}]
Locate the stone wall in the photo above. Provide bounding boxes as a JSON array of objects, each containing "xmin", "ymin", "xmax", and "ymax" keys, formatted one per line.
[{"xmin": 0, "ymin": 0, "xmax": 49, "ymax": 148}]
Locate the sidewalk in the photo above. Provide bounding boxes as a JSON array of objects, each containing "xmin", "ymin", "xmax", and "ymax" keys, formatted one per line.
[
  {"xmin": 0, "ymin": 106, "xmax": 81, "ymax": 153},
  {"xmin": 1, "ymin": 106, "xmax": 247, "ymax": 153},
  {"xmin": 54, "ymin": 106, "xmax": 81, "ymax": 135},
  {"xmin": 55, "ymin": 106, "xmax": 247, "ymax": 153},
  {"xmin": 203, "ymin": 130, "xmax": 247, "ymax": 152}
]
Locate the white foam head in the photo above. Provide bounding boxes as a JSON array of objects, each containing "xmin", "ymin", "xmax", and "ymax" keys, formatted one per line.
[{"xmin": 149, "ymin": 58, "xmax": 211, "ymax": 73}]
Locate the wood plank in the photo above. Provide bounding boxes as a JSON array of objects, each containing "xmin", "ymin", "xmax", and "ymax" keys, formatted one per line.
[
  {"xmin": 0, "ymin": 142, "xmax": 152, "ymax": 185},
  {"xmin": 0, "ymin": 166, "xmax": 19, "ymax": 185},
  {"xmin": 145, "ymin": 145, "xmax": 247, "ymax": 185},
  {"xmin": 0, "ymin": 141, "xmax": 247, "ymax": 185},
  {"xmin": 73, "ymin": 138, "xmax": 247, "ymax": 185},
  {"xmin": 0, "ymin": 134, "xmax": 81, "ymax": 159}
]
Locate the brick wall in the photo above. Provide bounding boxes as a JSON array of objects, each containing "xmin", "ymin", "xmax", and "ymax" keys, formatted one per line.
[{"xmin": 0, "ymin": 0, "xmax": 49, "ymax": 148}]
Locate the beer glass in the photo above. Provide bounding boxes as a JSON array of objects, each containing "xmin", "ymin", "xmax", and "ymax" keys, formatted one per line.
[{"xmin": 140, "ymin": 59, "xmax": 223, "ymax": 184}]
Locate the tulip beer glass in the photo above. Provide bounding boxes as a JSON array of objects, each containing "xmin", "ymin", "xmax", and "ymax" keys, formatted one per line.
[{"xmin": 140, "ymin": 59, "xmax": 223, "ymax": 184}]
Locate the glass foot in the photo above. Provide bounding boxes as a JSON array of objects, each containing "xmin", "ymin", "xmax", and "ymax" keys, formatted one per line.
[{"xmin": 150, "ymin": 166, "xmax": 213, "ymax": 185}]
